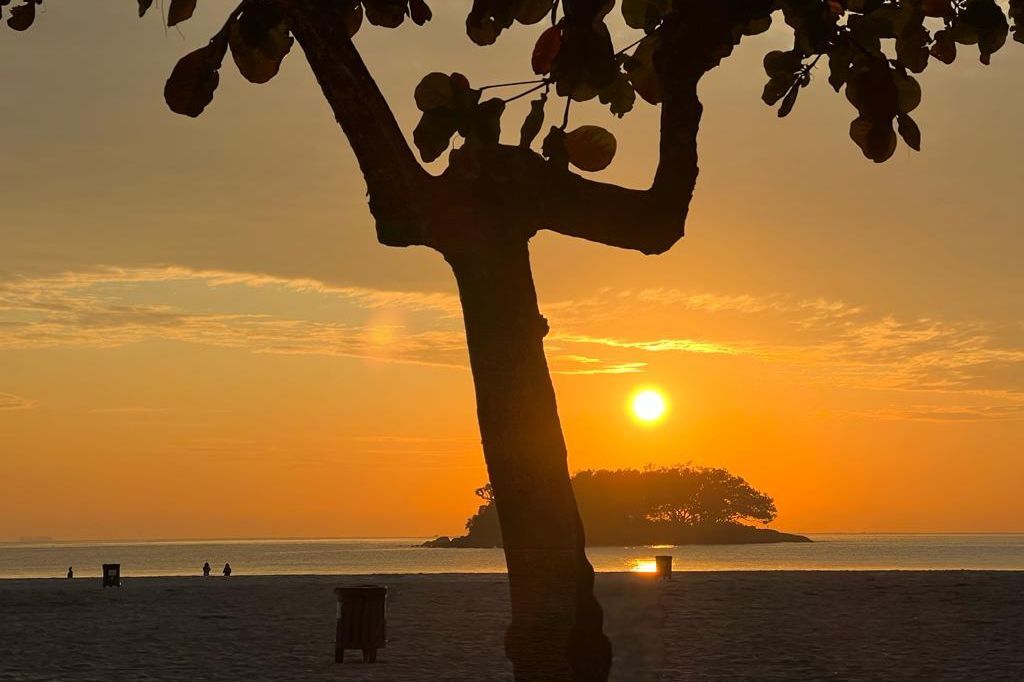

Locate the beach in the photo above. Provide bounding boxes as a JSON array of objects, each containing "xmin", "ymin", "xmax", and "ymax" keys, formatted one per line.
[{"xmin": 1, "ymin": 571, "xmax": 1022, "ymax": 681}]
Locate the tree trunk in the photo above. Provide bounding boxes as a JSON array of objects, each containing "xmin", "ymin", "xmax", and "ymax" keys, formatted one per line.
[{"xmin": 446, "ymin": 235, "xmax": 612, "ymax": 681}]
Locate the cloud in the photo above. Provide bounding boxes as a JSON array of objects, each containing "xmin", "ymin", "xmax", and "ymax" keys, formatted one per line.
[
  {"xmin": 552, "ymin": 333, "xmax": 740, "ymax": 356},
  {"xmin": 1, "ymin": 267, "xmax": 1021, "ymax": 418},
  {"xmin": 827, "ymin": 403, "xmax": 1024, "ymax": 422},
  {"xmin": 0, "ymin": 267, "xmax": 469, "ymax": 369},
  {"xmin": 0, "ymin": 266, "xmax": 659, "ymax": 375},
  {"xmin": 88, "ymin": 406, "xmax": 172, "ymax": 414},
  {"xmin": 0, "ymin": 393, "xmax": 36, "ymax": 411}
]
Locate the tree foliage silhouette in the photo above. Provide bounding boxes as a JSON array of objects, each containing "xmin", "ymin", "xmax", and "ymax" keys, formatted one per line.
[
  {"xmin": 5, "ymin": 0, "xmax": 1022, "ymax": 679},
  {"xmin": 463, "ymin": 466, "xmax": 779, "ymax": 545}
]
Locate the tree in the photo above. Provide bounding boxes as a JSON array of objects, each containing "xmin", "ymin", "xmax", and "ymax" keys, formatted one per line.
[
  {"xmin": 459, "ymin": 466, "xmax": 780, "ymax": 546},
  {"xmin": 4, "ymin": 0, "xmax": 1021, "ymax": 678}
]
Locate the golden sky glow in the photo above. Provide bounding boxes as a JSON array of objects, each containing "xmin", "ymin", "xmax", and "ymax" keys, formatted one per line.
[{"xmin": 1, "ymin": 2, "xmax": 1022, "ymax": 540}]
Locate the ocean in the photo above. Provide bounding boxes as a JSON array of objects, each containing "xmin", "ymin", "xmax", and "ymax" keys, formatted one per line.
[{"xmin": 1, "ymin": 534, "xmax": 1022, "ymax": 579}]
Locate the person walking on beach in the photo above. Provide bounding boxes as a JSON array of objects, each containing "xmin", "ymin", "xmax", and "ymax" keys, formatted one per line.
[
  {"xmin": 66, "ymin": 566, "xmax": 73, "ymax": 579},
  {"xmin": 222, "ymin": 562, "xmax": 232, "ymax": 577},
  {"xmin": 202, "ymin": 562, "xmax": 211, "ymax": 577}
]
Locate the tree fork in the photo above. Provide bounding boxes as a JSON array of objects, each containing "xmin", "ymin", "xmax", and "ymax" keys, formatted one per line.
[{"xmin": 446, "ymin": 235, "xmax": 612, "ymax": 681}]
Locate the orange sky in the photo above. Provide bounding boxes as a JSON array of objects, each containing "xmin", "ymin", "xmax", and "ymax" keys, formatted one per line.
[{"xmin": 1, "ymin": 2, "xmax": 1022, "ymax": 540}]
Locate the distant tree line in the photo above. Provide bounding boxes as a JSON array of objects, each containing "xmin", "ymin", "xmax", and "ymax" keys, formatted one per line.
[{"xmin": 429, "ymin": 465, "xmax": 808, "ymax": 547}]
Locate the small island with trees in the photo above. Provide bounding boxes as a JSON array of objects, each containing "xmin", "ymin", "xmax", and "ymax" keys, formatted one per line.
[{"xmin": 425, "ymin": 465, "xmax": 811, "ymax": 548}]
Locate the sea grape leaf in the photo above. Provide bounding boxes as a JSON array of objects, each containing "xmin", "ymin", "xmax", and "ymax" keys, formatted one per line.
[
  {"xmin": 414, "ymin": 109, "xmax": 459, "ymax": 162},
  {"xmin": 623, "ymin": 34, "xmax": 661, "ymax": 104},
  {"xmin": 364, "ymin": 0, "xmax": 407, "ymax": 28},
  {"xmin": 897, "ymin": 113, "xmax": 921, "ymax": 150},
  {"xmin": 167, "ymin": 0, "xmax": 197, "ymax": 27},
  {"xmin": 6, "ymin": 1, "xmax": 35, "ymax": 31},
  {"xmin": 519, "ymin": 94, "xmax": 547, "ymax": 148},
  {"xmin": 564, "ymin": 125, "xmax": 617, "ymax": 171},
  {"xmin": 516, "ymin": 0, "xmax": 554, "ymax": 25},
  {"xmin": 228, "ymin": 15, "xmax": 293, "ymax": 85},
  {"xmin": 778, "ymin": 85, "xmax": 799, "ymax": 118},
  {"xmin": 409, "ymin": 0, "xmax": 432, "ymax": 25},
  {"xmin": 598, "ymin": 72, "xmax": 636, "ymax": 117},
  {"xmin": 415, "ymin": 72, "xmax": 456, "ymax": 111},
  {"xmin": 345, "ymin": 3, "xmax": 364, "ymax": 37},
  {"xmin": 165, "ymin": 33, "xmax": 229, "ymax": 117},
  {"xmin": 532, "ymin": 25, "xmax": 562, "ymax": 75},
  {"xmin": 541, "ymin": 126, "xmax": 569, "ymax": 168},
  {"xmin": 850, "ymin": 115, "xmax": 897, "ymax": 162}
]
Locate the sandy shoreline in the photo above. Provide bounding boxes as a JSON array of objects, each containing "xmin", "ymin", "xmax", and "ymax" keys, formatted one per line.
[{"xmin": 1, "ymin": 571, "xmax": 1022, "ymax": 680}]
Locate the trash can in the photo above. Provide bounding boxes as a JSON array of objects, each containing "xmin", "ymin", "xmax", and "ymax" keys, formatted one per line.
[
  {"xmin": 102, "ymin": 563, "xmax": 121, "ymax": 588},
  {"xmin": 334, "ymin": 585, "xmax": 387, "ymax": 663},
  {"xmin": 655, "ymin": 555, "xmax": 673, "ymax": 580}
]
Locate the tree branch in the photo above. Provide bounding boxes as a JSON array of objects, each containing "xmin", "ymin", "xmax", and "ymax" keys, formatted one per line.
[
  {"xmin": 287, "ymin": 0, "xmax": 430, "ymax": 247},
  {"xmin": 533, "ymin": 74, "xmax": 702, "ymax": 256},
  {"xmin": 533, "ymin": 0, "xmax": 778, "ymax": 255}
]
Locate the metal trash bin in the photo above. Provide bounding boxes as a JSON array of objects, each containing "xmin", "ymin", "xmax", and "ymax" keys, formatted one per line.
[
  {"xmin": 334, "ymin": 585, "xmax": 387, "ymax": 663},
  {"xmin": 655, "ymin": 555, "xmax": 673, "ymax": 580},
  {"xmin": 102, "ymin": 563, "xmax": 121, "ymax": 587}
]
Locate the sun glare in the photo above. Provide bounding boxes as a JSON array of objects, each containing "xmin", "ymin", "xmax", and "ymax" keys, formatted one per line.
[
  {"xmin": 631, "ymin": 389, "xmax": 667, "ymax": 424},
  {"xmin": 630, "ymin": 560, "xmax": 658, "ymax": 573}
]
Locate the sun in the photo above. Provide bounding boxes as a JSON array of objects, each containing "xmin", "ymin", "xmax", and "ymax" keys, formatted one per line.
[{"xmin": 631, "ymin": 389, "xmax": 667, "ymax": 424}]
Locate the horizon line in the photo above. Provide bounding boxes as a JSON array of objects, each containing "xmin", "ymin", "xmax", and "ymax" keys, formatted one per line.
[{"xmin": 5, "ymin": 530, "xmax": 1024, "ymax": 545}]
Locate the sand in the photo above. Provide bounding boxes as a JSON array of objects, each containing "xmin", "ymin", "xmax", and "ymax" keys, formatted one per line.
[{"xmin": 1, "ymin": 571, "xmax": 1022, "ymax": 681}]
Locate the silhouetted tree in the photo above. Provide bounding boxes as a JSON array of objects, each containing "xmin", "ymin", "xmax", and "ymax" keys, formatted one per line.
[
  {"xmin": 5, "ymin": 0, "xmax": 1021, "ymax": 678},
  {"xmin": 462, "ymin": 466, "xmax": 778, "ymax": 545}
]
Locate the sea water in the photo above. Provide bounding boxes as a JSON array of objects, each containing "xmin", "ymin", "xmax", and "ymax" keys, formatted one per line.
[{"xmin": 1, "ymin": 534, "xmax": 1022, "ymax": 579}]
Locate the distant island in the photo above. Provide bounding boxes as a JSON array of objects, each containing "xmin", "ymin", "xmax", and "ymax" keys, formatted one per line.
[{"xmin": 424, "ymin": 465, "xmax": 811, "ymax": 548}]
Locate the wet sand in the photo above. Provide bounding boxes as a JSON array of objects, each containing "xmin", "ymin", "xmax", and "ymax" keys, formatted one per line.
[{"xmin": 1, "ymin": 571, "xmax": 1022, "ymax": 680}]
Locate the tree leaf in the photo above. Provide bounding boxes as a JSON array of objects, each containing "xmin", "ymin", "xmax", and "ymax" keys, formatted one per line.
[
  {"xmin": 516, "ymin": 0, "xmax": 554, "ymax": 25},
  {"xmin": 228, "ymin": 18, "xmax": 293, "ymax": 85},
  {"xmin": 621, "ymin": 0, "xmax": 649, "ymax": 29},
  {"xmin": 519, "ymin": 94, "xmax": 547, "ymax": 148},
  {"xmin": 956, "ymin": 0, "xmax": 1009, "ymax": 63},
  {"xmin": 541, "ymin": 126, "xmax": 568, "ymax": 168},
  {"xmin": 777, "ymin": 85, "xmax": 799, "ymax": 118},
  {"xmin": 827, "ymin": 41, "xmax": 854, "ymax": 91},
  {"xmin": 623, "ymin": 34, "xmax": 661, "ymax": 104},
  {"xmin": 6, "ymin": 2, "xmax": 35, "ymax": 31},
  {"xmin": 471, "ymin": 98, "xmax": 506, "ymax": 146},
  {"xmin": 413, "ymin": 109, "xmax": 459, "ymax": 162},
  {"xmin": 849, "ymin": 115, "xmax": 897, "ymax": 163},
  {"xmin": 164, "ymin": 34, "xmax": 228, "ymax": 118},
  {"xmin": 621, "ymin": 0, "xmax": 668, "ymax": 31},
  {"xmin": 364, "ymin": 0, "xmax": 406, "ymax": 28},
  {"xmin": 564, "ymin": 125, "xmax": 617, "ymax": 172},
  {"xmin": 167, "ymin": 0, "xmax": 197, "ymax": 27},
  {"xmin": 897, "ymin": 113, "xmax": 921, "ymax": 150},
  {"xmin": 762, "ymin": 75, "xmax": 794, "ymax": 106},
  {"xmin": 414, "ymin": 72, "xmax": 455, "ymax": 112},
  {"xmin": 921, "ymin": 0, "xmax": 953, "ymax": 18},
  {"xmin": 598, "ymin": 72, "xmax": 635, "ymax": 117},
  {"xmin": 744, "ymin": 16, "xmax": 772, "ymax": 36},
  {"xmin": 466, "ymin": 16, "xmax": 500, "ymax": 45},
  {"xmin": 763, "ymin": 50, "xmax": 803, "ymax": 79},
  {"xmin": 930, "ymin": 29, "xmax": 957, "ymax": 63},
  {"xmin": 532, "ymin": 25, "xmax": 561, "ymax": 75},
  {"xmin": 409, "ymin": 0, "xmax": 432, "ymax": 26},
  {"xmin": 1011, "ymin": 0, "xmax": 1024, "ymax": 43},
  {"xmin": 895, "ymin": 21, "xmax": 930, "ymax": 73},
  {"xmin": 892, "ymin": 69, "xmax": 921, "ymax": 113},
  {"xmin": 344, "ymin": 3, "xmax": 363, "ymax": 37}
]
